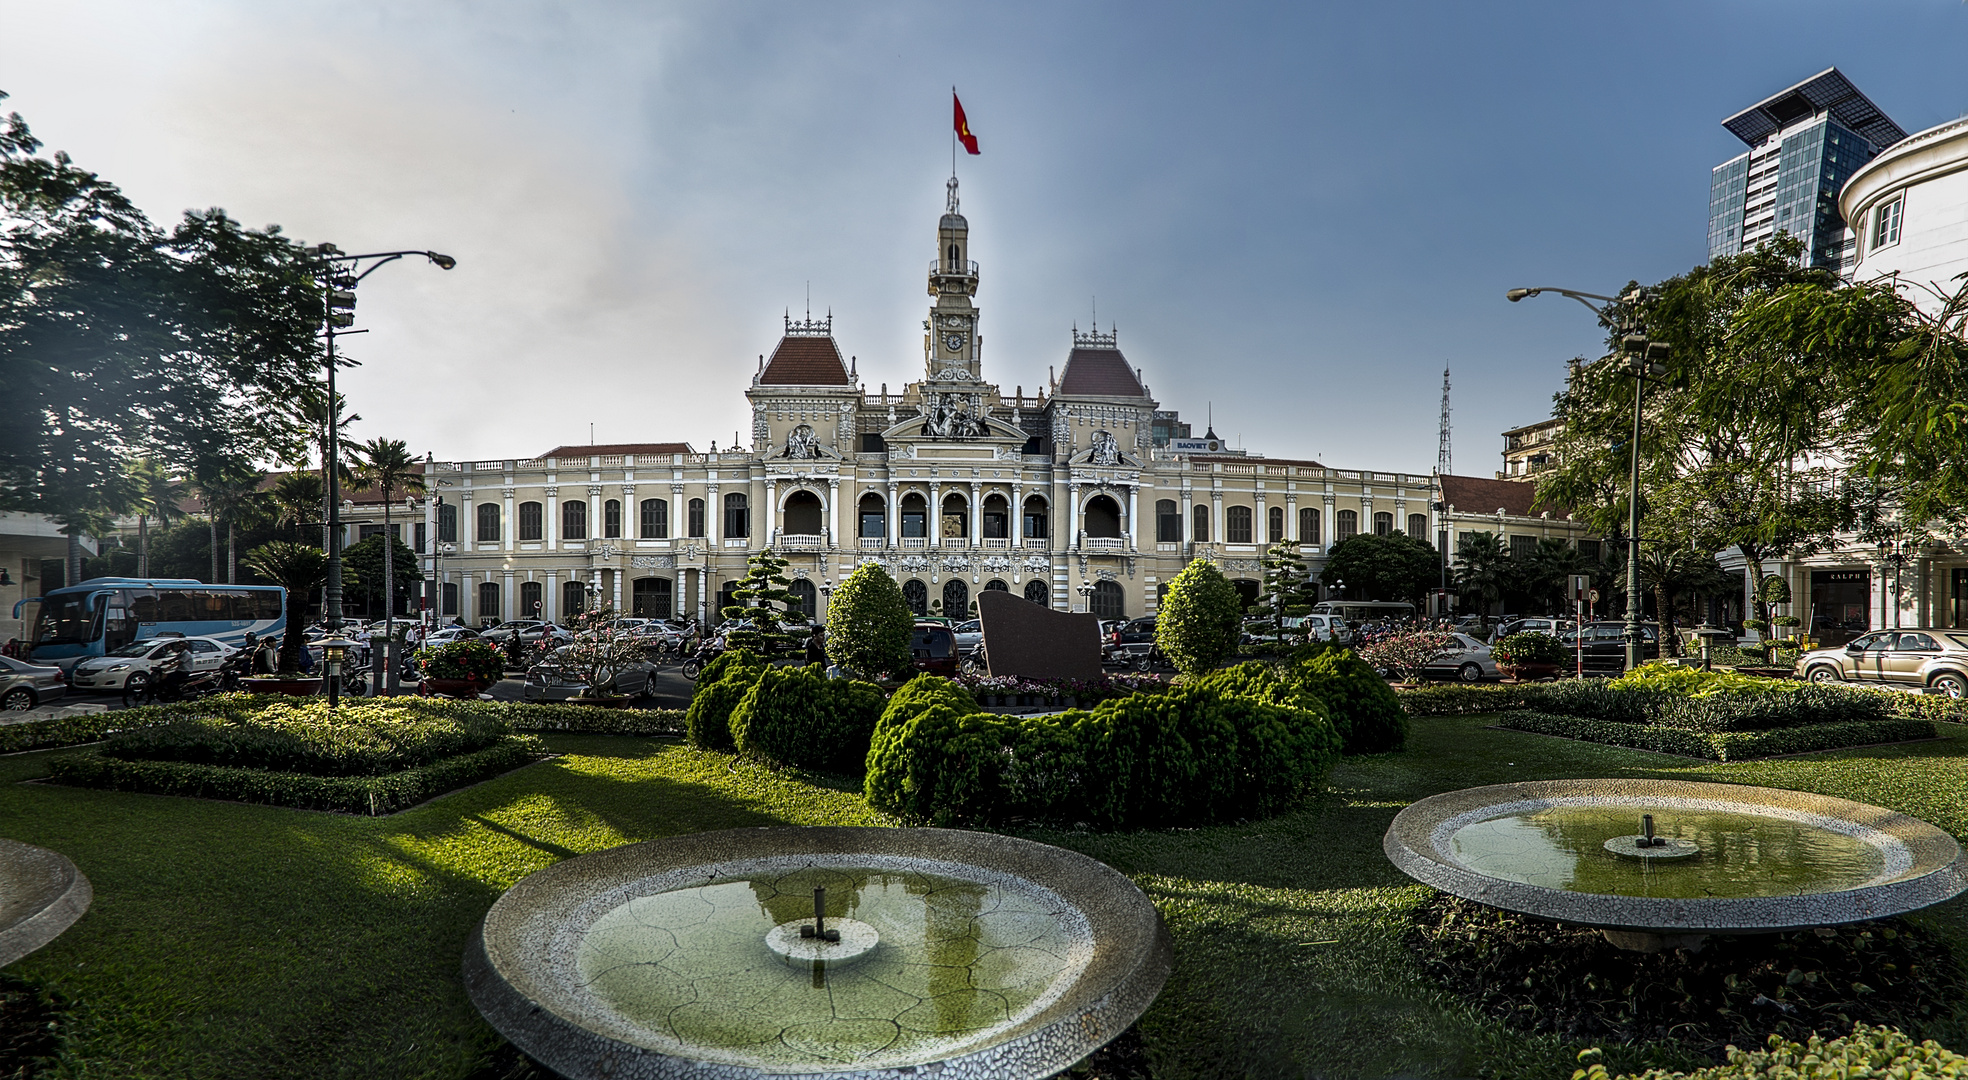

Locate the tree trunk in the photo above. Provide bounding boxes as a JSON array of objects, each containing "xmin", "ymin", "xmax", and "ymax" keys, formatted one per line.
[
  {"xmin": 209, "ymin": 518, "xmax": 219, "ymax": 583},
  {"xmin": 138, "ymin": 515, "xmax": 150, "ymax": 578},
  {"xmin": 227, "ymin": 523, "xmax": 236, "ymax": 585},
  {"xmin": 1655, "ymin": 583, "xmax": 1678, "ymax": 657},
  {"xmin": 382, "ymin": 497, "xmax": 397, "ymax": 694},
  {"xmin": 65, "ymin": 532, "xmax": 80, "ymax": 589}
]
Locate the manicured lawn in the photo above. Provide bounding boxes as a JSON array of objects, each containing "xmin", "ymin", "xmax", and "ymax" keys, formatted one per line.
[{"xmin": 8, "ymin": 719, "xmax": 1966, "ymax": 1079}]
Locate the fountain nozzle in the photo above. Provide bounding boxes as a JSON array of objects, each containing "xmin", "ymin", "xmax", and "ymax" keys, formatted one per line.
[
  {"xmin": 1641, "ymin": 814, "xmax": 1664, "ymax": 848},
  {"xmin": 799, "ymin": 886, "xmax": 840, "ymax": 942}
]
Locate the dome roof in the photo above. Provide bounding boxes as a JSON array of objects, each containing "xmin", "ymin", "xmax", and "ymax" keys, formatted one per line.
[{"xmin": 939, "ymin": 212, "xmax": 968, "ymax": 230}]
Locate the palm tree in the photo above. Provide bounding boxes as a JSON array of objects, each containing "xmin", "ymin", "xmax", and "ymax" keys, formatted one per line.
[
  {"xmin": 194, "ymin": 464, "xmax": 267, "ymax": 585},
  {"xmin": 1520, "ymin": 537, "xmax": 1593, "ymax": 615},
  {"xmin": 127, "ymin": 458, "xmax": 186, "ymax": 578},
  {"xmin": 1635, "ymin": 546, "xmax": 1728, "ymax": 657},
  {"xmin": 289, "ymin": 386, "xmax": 360, "ymax": 553},
  {"xmin": 1453, "ymin": 531, "xmax": 1511, "ymax": 632},
  {"xmin": 349, "ymin": 438, "xmax": 426, "ymax": 652},
  {"xmin": 243, "ymin": 541, "xmax": 328, "ymax": 674},
  {"xmin": 270, "ymin": 472, "xmax": 324, "ymax": 541}
]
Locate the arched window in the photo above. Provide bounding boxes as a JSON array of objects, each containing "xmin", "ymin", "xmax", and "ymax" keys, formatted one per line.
[
  {"xmin": 687, "ymin": 498, "xmax": 705, "ymax": 537},
  {"xmin": 1267, "ymin": 506, "xmax": 1284, "ymax": 543},
  {"xmin": 1023, "ymin": 579, "xmax": 1050, "ymax": 606},
  {"xmin": 631, "ymin": 577, "xmax": 673, "ymax": 619},
  {"xmin": 1300, "ymin": 507, "xmax": 1321, "ymax": 545},
  {"xmin": 1193, "ymin": 504, "xmax": 1210, "ymax": 542},
  {"xmin": 1021, "ymin": 495, "xmax": 1048, "ymax": 539},
  {"xmin": 438, "ymin": 503, "xmax": 457, "ymax": 543},
  {"xmin": 858, "ymin": 493, "xmax": 886, "ymax": 539},
  {"xmin": 1083, "ymin": 495, "xmax": 1121, "ymax": 538},
  {"xmin": 519, "ymin": 580, "xmax": 543, "ymax": 619},
  {"xmin": 788, "ymin": 578, "xmax": 817, "ymax": 620},
  {"xmin": 724, "ymin": 493, "xmax": 749, "ymax": 539},
  {"xmin": 1336, "ymin": 509, "xmax": 1358, "ymax": 540},
  {"xmin": 640, "ymin": 498, "xmax": 668, "ymax": 539},
  {"xmin": 1226, "ymin": 505, "xmax": 1253, "ymax": 544},
  {"xmin": 783, "ymin": 490, "xmax": 823, "ymax": 535},
  {"xmin": 562, "ymin": 579, "xmax": 586, "ymax": 614},
  {"xmin": 1155, "ymin": 499, "xmax": 1181, "ymax": 542},
  {"xmin": 942, "ymin": 579, "xmax": 969, "ymax": 617},
  {"xmin": 476, "ymin": 502, "xmax": 501, "ymax": 543},
  {"xmin": 604, "ymin": 499, "xmax": 622, "ymax": 539},
  {"xmin": 981, "ymin": 494, "xmax": 1010, "ymax": 540},
  {"xmin": 1089, "ymin": 579, "xmax": 1125, "ymax": 620},
  {"xmin": 940, "ymin": 492, "xmax": 968, "ymax": 540},
  {"xmin": 477, "ymin": 581, "xmax": 500, "ymax": 622},
  {"xmin": 947, "ymin": 243, "xmax": 959, "ymax": 268},
  {"xmin": 518, "ymin": 501, "xmax": 543, "ymax": 541},
  {"xmin": 902, "ymin": 579, "xmax": 929, "ymax": 616},
  {"xmin": 900, "ymin": 493, "xmax": 928, "ymax": 538},
  {"xmin": 1408, "ymin": 513, "xmax": 1428, "ymax": 539},
  {"xmin": 985, "ymin": 579, "xmax": 1009, "ymax": 593},
  {"xmin": 562, "ymin": 500, "xmax": 588, "ymax": 540},
  {"xmin": 1373, "ymin": 511, "xmax": 1393, "ymax": 536}
]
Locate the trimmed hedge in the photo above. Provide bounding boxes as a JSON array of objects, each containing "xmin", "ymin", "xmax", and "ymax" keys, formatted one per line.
[
  {"xmin": 47, "ymin": 735, "xmax": 547, "ymax": 815},
  {"xmin": 1396, "ymin": 683, "xmax": 1546, "ymax": 716},
  {"xmin": 1575, "ymin": 1024, "xmax": 1968, "ymax": 1080},
  {"xmin": 864, "ymin": 675, "xmax": 1340, "ymax": 829},
  {"xmin": 730, "ymin": 665, "xmax": 885, "ymax": 774},
  {"xmin": 1289, "ymin": 649, "xmax": 1407, "ymax": 753},
  {"xmin": 684, "ymin": 649, "xmax": 767, "ymax": 750},
  {"xmin": 101, "ymin": 703, "xmax": 509, "ymax": 777},
  {"xmin": 1494, "ymin": 710, "xmax": 1936, "ymax": 761}
]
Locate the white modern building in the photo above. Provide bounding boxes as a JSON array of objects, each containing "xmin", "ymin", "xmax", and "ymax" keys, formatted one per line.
[{"xmin": 1842, "ymin": 114, "xmax": 1968, "ymax": 299}]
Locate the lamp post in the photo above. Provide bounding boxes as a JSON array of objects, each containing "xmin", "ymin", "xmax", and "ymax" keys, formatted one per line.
[
  {"xmin": 303, "ymin": 244, "xmax": 456, "ymax": 706},
  {"xmin": 1876, "ymin": 537, "xmax": 1915, "ymax": 630},
  {"xmin": 1076, "ymin": 579, "xmax": 1094, "ymax": 614},
  {"xmin": 1507, "ymin": 285, "xmax": 1669, "ymax": 671}
]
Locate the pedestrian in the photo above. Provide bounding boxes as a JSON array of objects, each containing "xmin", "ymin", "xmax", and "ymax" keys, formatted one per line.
[
  {"xmin": 253, "ymin": 635, "xmax": 278, "ymax": 674},
  {"xmin": 0, "ymin": 638, "xmax": 17, "ymax": 658},
  {"xmin": 804, "ymin": 626, "xmax": 827, "ymax": 666}
]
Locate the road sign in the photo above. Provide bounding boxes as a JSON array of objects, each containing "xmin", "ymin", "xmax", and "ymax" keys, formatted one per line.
[
  {"xmin": 1569, "ymin": 574, "xmax": 1592, "ymax": 602},
  {"xmin": 1589, "ymin": 589, "xmax": 1600, "ymax": 602}
]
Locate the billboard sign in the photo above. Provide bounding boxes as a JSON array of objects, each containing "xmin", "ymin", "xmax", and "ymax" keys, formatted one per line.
[{"xmin": 1168, "ymin": 437, "xmax": 1223, "ymax": 454}]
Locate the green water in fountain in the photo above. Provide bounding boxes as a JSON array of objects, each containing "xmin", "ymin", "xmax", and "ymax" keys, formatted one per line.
[
  {"xmin": 575, "ymin": 866, "xmax": 1090, "ymax": 1070},
  {"xmin": 1447, "ymin": 806, "xmax": 1888, "ymax": 898}
]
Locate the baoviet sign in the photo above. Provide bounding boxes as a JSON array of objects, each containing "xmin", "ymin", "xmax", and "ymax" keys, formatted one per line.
[{"xmin": 1168, "ymin": 438, "xmax": 1222, "ymax": 454}]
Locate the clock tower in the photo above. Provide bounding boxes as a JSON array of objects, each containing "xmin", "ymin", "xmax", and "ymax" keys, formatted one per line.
[{"xmin": 925, "ymin": 175, "xmax": 982, "ymax": 380}]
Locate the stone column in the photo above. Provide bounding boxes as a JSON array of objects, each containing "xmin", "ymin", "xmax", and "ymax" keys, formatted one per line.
[
  {"xmin": 1323, "ymin": 493, "xmax": 1337, "ymax": 546},
  {"xmin": 1180, "ymin": 488, "xmax": 1193, "ymax": 542},
  {"xmin": 1067, "ymin": 485, "xmax": 1081, "ymax": 549},
  {"xmin": 1254, "ymin": 488, "xmax": 1267, "ymax": 544},
  {"xmin": 969, "ymin": 482, "xmax": 982, "ymax": 546},
  {"xmin": 827, "ymin": 479, "xmax": 840, "ymax": 547},
  {"xmin": 929, "ymin": 482, "xmax": 942, "ymax": 542},
  {"xmin": 670, "ymin": 484, "xmax": 684, "ymax": 540},
  {"xmin": 1126, "ymin": 485, "xmax": 1139, "ymax": 548},
  {"xmin": 502, "ymin": 489, "xmax": 515, "ymax": 552},
  {"xmin": 765, "ymin": 479, "xmax": 779, "ymax": 546},
  {"xmin": 706, "ymin": 485, "xmax": 720, "ymax": 547},
  {"xmin": 544, "ymin": 487, "xmax": 559, "ymax": 547},
  {"xmin": 503, "ymin": 570, "xmax": 515, "ymax": 621},
  {"xmin": 1211, "ymin": 490, "xmax": 1224, "ymax": 545},
  {"xmin": 611, "ymin": 566, "xmax": 622, "ymax": 613},
  {"xmin": 886, "ymin": 481, "xmax": 900, "ymax": 546},
  {"xmin": 460, "ymin": 492, "xmax": 474, "ymax": 554},
  {"xmin": 1012, "ymin": 482, "xmax": 1024, "ymax": 543},
  {"xmin": 544, "ymin": 571, "xmax": 558, "ymax": 622},
  {"xmin": 587, "ymin": 486, "xmax": 603, "ymax": 544},
  {"xmin": 1286, "ymin": 494, "xmax": 1299, "ymax": 542}
]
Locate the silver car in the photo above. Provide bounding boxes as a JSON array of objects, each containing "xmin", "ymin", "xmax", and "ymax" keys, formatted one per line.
[
  {"xmin": 1421, "ymin": 633, "xmax": 1501, "ymax": 683},
  {"xmin": 0, "ymin": 655, "xmax": 68, "ymax": 711}
]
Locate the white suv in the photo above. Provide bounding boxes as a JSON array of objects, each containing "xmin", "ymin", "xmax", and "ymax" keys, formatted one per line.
[{"xmin": 68, "ymin": 636, "xmax": 235, "ymax": 695}]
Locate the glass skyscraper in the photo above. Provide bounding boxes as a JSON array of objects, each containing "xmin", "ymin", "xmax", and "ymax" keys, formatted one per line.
[{"xmin": 1707, "ymin": 69, "xmax": 1905, "ymax": 273}]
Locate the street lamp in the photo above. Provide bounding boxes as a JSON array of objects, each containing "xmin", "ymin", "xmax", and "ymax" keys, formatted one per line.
[
  {"xmin": 304, "ymin": 244, "xmax": 456, "ymax": 706},
  {"xmin": 1506, "ymin": 284, "xmax": 1668, "ymax": 671},
  {"xmin": 1076, "ymin": 580, "xmax": 1094, "ymax": 613},
  {"xmin": 1876, "ymin": 537, "xmax": 1917, "ymax": 630}
]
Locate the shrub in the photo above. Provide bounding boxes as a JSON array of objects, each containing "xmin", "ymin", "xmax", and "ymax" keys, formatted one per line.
[
  {"xmin": 1495, "ymin": 710, "xmax": 1934, "ymax": 760},
  {"xmin": 684, "ymin": 648, "xmax": 767, "ymax": 750},
  {"xmin": 1491, "ymin": 631, "xmax": 1567, "ymax": 667},
  {"xmin": 1356, "ymin": 629, "xmax": 1458, "ymax": 684},
  {"xmin": 730, "ymin": 665, "xmax": 885, "ymax": 774},
  {"xmin": 98, "ymin": 700, "xmax": 510, "ymax": 776},
  {"xmin": 415, "ymin": 639, "xmax": 506, "ymax": 682},
  {"xmin": 879, "ymin": 673, "xmax": 978, "ymax": 727},
  {"xmin": 1289, "ymin": 649, "xmax": 1407, "ymax": 753},
  {"xmin": 1396, "ymin": 683, "xmax": 1546, "ymax": 716},
  {"xmin": 1609, "ymin": 661, "xmax": 1797, "ymax": 697},
  {"xmin": 1156, "ymin": 559, "xmax": 1243, "ymax": 677},
  {"xmin": 1574, "ymin": 1024, "xmax": 1967, "ymax": 1080},
  {"xmin": 864, "ymin": 703, "xmax": 1008, "ymax": 826},
  {"xmin": 825, "ymin": 563, "xmax": 914, "ymax": 678}
]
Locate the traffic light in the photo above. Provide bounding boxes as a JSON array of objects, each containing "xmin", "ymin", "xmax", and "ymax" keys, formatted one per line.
[{"xmin": 327, "ymin": 289, "xmax": 356, "ymax": 328}]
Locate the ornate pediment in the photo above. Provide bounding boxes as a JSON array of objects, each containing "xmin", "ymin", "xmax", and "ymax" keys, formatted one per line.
[
  {"xmin": 775, "ymin": 424, "xmax": 844, "ymax": 461},
  {"xmin": 1065, "ymin": 429, "xmax": 1142, "ymax": 468},
  {"xmin": 880, "ymin": 390, "xmax": 1025, "ymax": 444}
]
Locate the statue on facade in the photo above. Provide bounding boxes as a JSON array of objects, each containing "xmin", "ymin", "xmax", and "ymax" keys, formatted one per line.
[
  {"xmin": 1090, "ymin": 429, "xmax": 1120, "ymax": 465},
  {"xmin": 922, "ymin": 393, "xmax": 988, "ymax": 438},
  {"xmin": 783, "ymin": 424, "xmax": 820, "ymax": 459}
]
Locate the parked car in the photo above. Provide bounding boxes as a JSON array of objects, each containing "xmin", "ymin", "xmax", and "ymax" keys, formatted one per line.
[
  {"xmin": 420, "ymin": 626, "xmax": 480, "ymax": 647},
  {"xmin": 0, "ymin": 655, "xmax": 67, "ymax": 711},
  {"xmin": 1105, "ymin": 617, "xmax": 1158, "ymax": 663},
  {"xmin": 480, "ymin": 620, "xmax": 571, "ymax": 646},
  {"xmin": 951, "ymin": 619, "xmax": 984, "ymax": 651},
  {"xmin": 522, "ymin": 648, "xmax": 656, "ymax": 701},
  {"xmin": 1488, "ymin": 617, "xmax": 1574, "ymax": 644},
  {"xmin": 1794, "ymin": 630, "xmax": 1968, "ymax": 696},
  {"xmin": 1557, "ymin": 622, "xmax": 1660, "ymax": 672},
  {"xmin": 1420, "ymin": 633, "xmax": 1500, "ymax": 682},
  {"xmin": 67, "ymin": 635, "xmax": 235, "ymax": 695},
  {"xmin": 909, "ymin": 622, "xmax": 960, "ymax": 677},
  {"xmin": 1295, "ymin": 614, "xmax": 1353, "ymax": 644}
]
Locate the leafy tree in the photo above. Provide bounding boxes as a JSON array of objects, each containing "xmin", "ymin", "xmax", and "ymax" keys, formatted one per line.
[
  {"xmin": 127, "ymin": 458, "xmax": 185, "ymax": 578},
  {"xmin": 242, "ymin": 541, "xmax": 327, "ymax": 672},
  {"xmin": 1517, "ymin": 537, "xmax": 1593, "ymax": 615},
  {"xmin": 1633, "ymin": 545, "xmax": 1730, "ymax": 656},
  {"xmin": 721, "ymin": 547, "xmax": 799, "ymax": 654},
  {"xmin": 1357, "ymin": 629, "xmax": 1457, "ymax": 685},
  {"xmin": 0, "ymin": 95, "xmax": 320, "ymax": 526},
  {"xmin": 193, "ymin": 461, "xmax": 267, "ymax": 585},
  {"xmin": 1322, "ymin": 532, "xmax": 1440, "ymax": 605},
  {"xmin": 348, "ymin": 438, "xmax": 426, "ymax": 642},
  {"xmin": 824, "ymin": 563, "xmax": 912, "ymax": 678},
  {"xmin": 1155, "ymin": 558, "xmax": 1242, "ymax": 677},
  {"xmin": 342, "ymin": 533, "xmax": 418, "ymax": 619},
  {"xmin": 1247, "ymin": 540, "xmax": 1319, "ymax": 648}
]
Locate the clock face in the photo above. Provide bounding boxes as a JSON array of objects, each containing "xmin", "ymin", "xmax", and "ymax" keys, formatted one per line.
[{"xmin": 943, "ymin": 333, "xmax": 965, "ymax": 353}]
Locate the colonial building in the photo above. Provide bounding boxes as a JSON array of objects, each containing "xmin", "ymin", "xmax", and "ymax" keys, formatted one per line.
[{"xmin": 412, "ymin": 177, "xmax": 1450, "ymax": 626}]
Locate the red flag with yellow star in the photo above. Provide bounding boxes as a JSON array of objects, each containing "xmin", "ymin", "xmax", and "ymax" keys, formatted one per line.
[{"xmin": 954, "ymin": 93, "xmax": 979, "ymax": 155}]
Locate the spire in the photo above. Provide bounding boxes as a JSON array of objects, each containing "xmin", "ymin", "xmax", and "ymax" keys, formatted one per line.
[{"xmin": 946, "ymin": 174, "xmax": 959, "ymax": 214}]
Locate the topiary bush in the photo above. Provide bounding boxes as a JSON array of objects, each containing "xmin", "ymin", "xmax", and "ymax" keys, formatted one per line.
[
  {"xmin": 864, "ymin": 702, "xmax": 1007, "ymax": 826},
  {"xmin": 730, "ymin": 665, "xmax": 885, "ymax": 774},
  {"xmin": 684, "ymin": 648, "xmax": 767, "ymax": 751},
  {"xmin": 825, "ymin": 563, "xmax": 914, "ymax": 678},
  {"xmin": 1289, "ymin": 648, "xmax": 1407, "ymax": 753},
  {"xmin": 1155, "ymin": 558, "xmax": 1243, "ymax": 677}
]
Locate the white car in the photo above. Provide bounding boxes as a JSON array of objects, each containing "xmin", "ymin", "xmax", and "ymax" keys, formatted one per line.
[
  {"xmin": 1292, "ymin": 614, "xmax": 1354, "ymax": 644},
  {"xmin": 68, "ymin": 636, "xmax": 236, "ymax": 695},
  {"xmin": 420, "ymin": 626, "xmax": 480, "ymax": 647},
  {"xmin": 951, "ymin": 619, "xmax": 984, "ymax": 651},
  {"xmin": 1420, "ymin": 633, "xmax": 1501, "ymax": 683}
]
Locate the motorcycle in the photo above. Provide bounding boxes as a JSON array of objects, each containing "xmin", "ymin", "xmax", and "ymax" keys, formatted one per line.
[
  {"xmin": 958, "ymin": 642, "xmax": 988, "ymax": 679},
  {"xmin": 679, "ymin": 639, "xmax": 725, "ymax": 681}
]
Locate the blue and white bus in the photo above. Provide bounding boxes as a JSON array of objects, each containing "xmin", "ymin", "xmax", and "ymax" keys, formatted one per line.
[{"xmin": 16, "ymin": 578, "xmax": 286, "ymax": 670}]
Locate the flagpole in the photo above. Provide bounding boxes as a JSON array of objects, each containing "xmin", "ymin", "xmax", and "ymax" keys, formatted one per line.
[{"xmin": 951, "ymin": 86, "xmax": 957, "ymax": 178}]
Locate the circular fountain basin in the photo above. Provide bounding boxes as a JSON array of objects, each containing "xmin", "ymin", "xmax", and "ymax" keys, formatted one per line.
[
  {"xmin": 1385, "ymin": 780, "xmax": 1967, "ymax": 947},
  {"xmin": 0, "ymin": 837, "xmax": 92, "ymax": 967},
  {"xmin": 464, "ymin": 827, "xmax": 1172, "ymax": 1079}
]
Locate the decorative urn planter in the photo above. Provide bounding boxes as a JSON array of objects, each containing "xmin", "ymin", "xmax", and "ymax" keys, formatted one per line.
[{"xmin": 238, "ymin": 677, "xmax": 323, "ymax": 696}]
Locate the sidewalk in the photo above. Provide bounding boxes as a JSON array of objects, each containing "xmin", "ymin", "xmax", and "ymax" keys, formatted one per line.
[{"xmin": 2, "ymin": 700, "xmax": 115, "ymax": 726}]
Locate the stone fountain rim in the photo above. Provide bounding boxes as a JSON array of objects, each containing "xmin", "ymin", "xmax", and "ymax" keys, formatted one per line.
[
  {"xmin": 1383, "ymin": 779, "xmax": 1968, "ymax": 934},
  {"xmin": 464, "ymin": 825, "xmax": 1173, "ymax": 1080},
  {"xmin": 0, "ymin": 837, "xmax": 93, "ymax": 967}
]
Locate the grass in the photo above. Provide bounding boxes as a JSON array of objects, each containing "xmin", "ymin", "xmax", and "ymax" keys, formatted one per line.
[{"xmin": 6, "ymin": 719, "xmax": 1966, "ymax": 1079}]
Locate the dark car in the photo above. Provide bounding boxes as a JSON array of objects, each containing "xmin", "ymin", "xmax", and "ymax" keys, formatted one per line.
[
  {"xmin": 0, "ymin": 654, "xmax": 67, "ymax": 711},
  {"xmin": 910, "ymin": 623, "xmax": 959, "ymax": 677},
  {"xmin": 1105, "ymin": 617, "xmax": 1158, "ymax": 663},
  {"xmin": 1560, "ymin": 621, "xmax": 1661, "ymax": 672}
]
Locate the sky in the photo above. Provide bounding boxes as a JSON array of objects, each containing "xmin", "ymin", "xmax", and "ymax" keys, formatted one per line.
[{"xmin": 4, "ymin": 2, "xmax": 1968, "ymax": 475}]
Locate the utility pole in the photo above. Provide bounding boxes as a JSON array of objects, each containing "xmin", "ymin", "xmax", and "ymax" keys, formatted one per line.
[{"xmin": 1437, "ymin": 365, "xmax": 1452, "ymax": 478}]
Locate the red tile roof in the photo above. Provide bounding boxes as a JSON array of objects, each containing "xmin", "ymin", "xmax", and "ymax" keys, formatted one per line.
[
  {"xmin": 758, "ymin": 335, "xmax": 853, "ymax": 386},
  {"xmin": 1056, "ymin": 346, "xmax": 1146, "ymax": 397},
  {"xmin": 539, "ymin": 443, "xmax": 694, "ymax": 459},
  {"xmin": 1438, "ymin": 474, "xmax": 1568, "ymax": 518}
]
